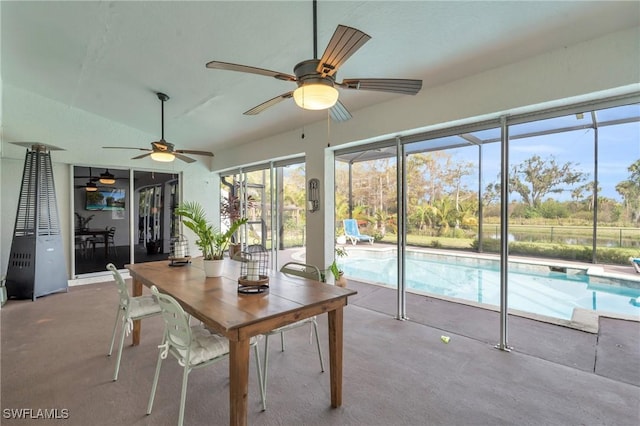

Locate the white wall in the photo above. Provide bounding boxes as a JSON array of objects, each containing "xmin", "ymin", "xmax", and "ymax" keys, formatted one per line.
[{"xmin": 1, "ymin": 26, "xmax": 639, "ymax": 280}]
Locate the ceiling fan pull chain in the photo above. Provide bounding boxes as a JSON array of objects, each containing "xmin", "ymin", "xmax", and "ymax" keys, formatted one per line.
[{"xmin": 326, "ymin": 109, "xmax": 331, "ymax": 147}]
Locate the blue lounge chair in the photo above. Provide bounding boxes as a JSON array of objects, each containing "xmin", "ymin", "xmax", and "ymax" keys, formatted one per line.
[
  {"xmin": 630, "ymin": 257, "xmax": 640, "ymax": 274},
  {"xmin": 343, "ymin": 219, "xmax": 374, "ymax": 245}
]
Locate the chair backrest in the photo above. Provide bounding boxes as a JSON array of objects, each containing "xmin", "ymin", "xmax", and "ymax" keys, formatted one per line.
[
  {"xmin": 280, "ymin": 262, "xmax": 321, "ymax": 281},
  {"xmin": 107, "ymin": 227, "xmax": 116, "ymax": 240},
  {"xmin": 343, "ymin": 219, "xmax": 359, "ymax": 236},
  {"xmin": 246, "ymin": 244, "xmax": 266, "ymax": 253},
  {"xmin": 150, "ymin": 286, "xmax": 192, "ymax": 353},
  {"xmin": 107, "ymin": 263, "xmax": 130, "ymax": 310}
]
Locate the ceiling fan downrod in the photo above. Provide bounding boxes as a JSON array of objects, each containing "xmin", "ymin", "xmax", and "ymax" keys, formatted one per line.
[
  {"xmin": 157, "ymin": 92, "xmax": 169, "ymax": 141},
  {"xmin": 313, "ymin": 0, "xmax": 318, "ymax": 59}
]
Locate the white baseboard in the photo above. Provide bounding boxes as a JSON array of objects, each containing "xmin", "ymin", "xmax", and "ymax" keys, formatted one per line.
[{"xmin": 69, "ymin": 269, "xmax": 130, "ymax": 287}]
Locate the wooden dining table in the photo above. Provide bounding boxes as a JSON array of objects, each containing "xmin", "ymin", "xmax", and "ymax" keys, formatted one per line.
[
  {"xmin": 75, "ymin": 228, "xmax": 110, "ymax": 257},
  {"xmin": 126, "ymin": 259, "xmax": 357, "ymax": 426}
]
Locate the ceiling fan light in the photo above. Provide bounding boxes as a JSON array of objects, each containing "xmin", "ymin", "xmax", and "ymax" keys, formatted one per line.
[
  {"xmin": 99, "ymin": 169, "xmax": 115, "ymax": 184},
  {"xmin": 85, "ymin": 182, "xmax": 98, "ymax": 192},
  {"xmin": 293, "ymin": 84, "xmax": 339, "ymax": 110},
  {"xmin": 150, "ymin": 151, "xmax": 175, "ymax": 162}
]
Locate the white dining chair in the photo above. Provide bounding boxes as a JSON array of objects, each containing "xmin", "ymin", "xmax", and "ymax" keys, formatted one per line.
[
  {"xmin": 106, "ymin": 263, "xmax": 162, "ymax": 381},
  {"xmin": 260, "ymin": 262, "xmax": 325, "ymax": 409},
  {"xmin": 147, "ymin": 285, "xmax": 266, "ymax": 425}
]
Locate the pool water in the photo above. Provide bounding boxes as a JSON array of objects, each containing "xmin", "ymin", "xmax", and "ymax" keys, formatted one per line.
[{"xmin": 341, "ymin": 251, "xmax": 640, "ymax": 320}]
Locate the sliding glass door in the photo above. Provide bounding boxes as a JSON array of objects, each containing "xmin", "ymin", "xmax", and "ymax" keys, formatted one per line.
[
  {"xmin": 220, "ymin": 158, "xmax": 306, "ymax": 271},
  {"xmin": 73, "ymin": 166, "xmax": 131, "ymax": 275},
  {"xmin": 133, "ymin": 171, "xmax": 179, "ymax": 265},
  {"xmin": 72, "ymin": 167, "xmax": 179, "ymax": 276}
]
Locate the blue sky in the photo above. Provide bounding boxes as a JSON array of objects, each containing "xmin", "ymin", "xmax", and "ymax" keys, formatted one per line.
[{"xmin": 453, "ymin": 121, "xmax": 639, "ymax": 202}]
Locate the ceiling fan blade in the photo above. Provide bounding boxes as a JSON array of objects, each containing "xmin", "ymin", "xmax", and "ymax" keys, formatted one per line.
[
  {"xmin": 103, "ymin": 146, "xmax": 151, "ymax": 151},
  {"xmin": 131, "ymin": 152, "xmax": 152, "ymax": 160},
  {"xmin": 339, "ymin": 78, "xmax": 422, "ymax": 95},
  {"xmin": 244, "ymin": 91, "xmax": 294, "ymax": 115},
  {"xmin": 206, "ymin": 61, "xmax": 296, "ymax": 82},
  {"xmin": 317, "ymin": 25, "xmax": 371, "ymax": 77},
  {"xmin": 174, "ymin": 153, "xmax": 197, "ymax": 163},
  {"xmin": 329, "ymin": 100, "xmax": 352, "ymax": 122},
  {"xmin": 175, "ymin": 149, "xmax": 214, "ymax": 157}
]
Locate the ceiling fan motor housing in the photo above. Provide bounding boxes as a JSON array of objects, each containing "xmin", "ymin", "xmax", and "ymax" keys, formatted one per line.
[
  {"xmin": 294, "ymin": 59, "xmax": 335, "ymax": 88},
  {"xmin": 152, "ymin": 140, "xmax": 174, "ymax": 152},
  {"xmin": 293, "ymin": 59, "xmax": 339, "ymax": 110}
]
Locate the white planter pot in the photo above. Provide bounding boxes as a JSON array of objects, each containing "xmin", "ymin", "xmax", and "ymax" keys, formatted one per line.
[{"xmin": 203, "ymin": 259, "xmax": 224, "ymax": 278}]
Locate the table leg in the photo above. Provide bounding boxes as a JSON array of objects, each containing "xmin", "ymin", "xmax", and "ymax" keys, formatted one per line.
[
  {"xmin": 131, "ymin": 278, "xmax": 142, "ymax": 346},
  {"xmin": 229, "ymin": 338, "xmax": 250, "ymax": 426},
  {"xmin": 328, "ymin": 307, "xmax": 344, "ymax": 408}
]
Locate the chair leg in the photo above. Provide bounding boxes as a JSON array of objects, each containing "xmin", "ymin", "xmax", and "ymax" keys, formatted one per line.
[
  {"xmin": 280, "ymin": 331, "xmax": 285, "ymax": 352},
  {"xmin": 253, "ymin": 344, "xmax": 266, "ymax": 411},
  {"xmin": 147, "ymin": 350, "xmax": 164, "ymax": 415},
  {"xmin": 262, "ymin": 334, "xmax": 271, "ymax": 407},
  {"xmin": 107, "ymin": 309, "xmax": 122, "ymax": 356},
  {"xmin": 312, "ymin": 321, "xmax": 325, "ymax": 372},
  {"xmin": 112, "ymin": 317, "xmax": 128, "ymax": 381},
  {"xmin": 177, "ymin": 365, "xmax": 190, "ymax": 426}
]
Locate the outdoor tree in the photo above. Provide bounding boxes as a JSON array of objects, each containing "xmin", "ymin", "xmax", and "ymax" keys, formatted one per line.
[
  {"xmin": 509, "ymin": 155, "xmax": 586, "ymax": 208},
  {"xmin": 441, "ymin": 160, "xmax": 475, "ymax": 212},
  {"xmin": 482, "ymin": 182, "xmax": 501, "ymax": 206},
  {"xmin": 615, "ymin": 159, "xmax": 640, "ymax": 224},
  {"xmin": 409, "ymin": 203, "xmax": 437, "ymax": 232},
  {"xmin": 406, "ymin": 153, "xmax": 431, "ymax": 207},
  {"xmin": 570, "ymin": 181, "xmax": 600, "ymax": 211}
]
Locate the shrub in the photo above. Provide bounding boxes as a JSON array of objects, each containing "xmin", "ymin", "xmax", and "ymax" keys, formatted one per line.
[
  {"xmin": 538, "ymin": 199, "xmax": 570, "ymax": 219},
  {"xmin": 471, "ymin": 238, "xmax": 635, "ymax": 265}
]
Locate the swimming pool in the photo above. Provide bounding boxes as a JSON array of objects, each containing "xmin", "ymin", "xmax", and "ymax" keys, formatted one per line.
[{"xmin": 340, "ymin": 248, "xmax": 640, "ymax": 321}]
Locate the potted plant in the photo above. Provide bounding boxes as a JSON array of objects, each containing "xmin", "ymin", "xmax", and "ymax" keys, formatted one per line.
[
  {"xmin": 175, "ymin": 201, "xmax": 247, "ymax": 277},
  {"xmin": 220, "ymin": 193, "xmax": 255, "ymax": 258},
  {"xmin": 328, "ymin": 246, "xmax": 348, "ymax": 287},
  {"xmin": 74, "ymin": 212, "xmax": 94, "ymax": 231}
]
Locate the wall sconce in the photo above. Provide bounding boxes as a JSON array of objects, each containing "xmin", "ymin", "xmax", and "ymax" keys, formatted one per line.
[{"xmin": 307, "ymin": 178, "xmax": 320, "ymax": 212}]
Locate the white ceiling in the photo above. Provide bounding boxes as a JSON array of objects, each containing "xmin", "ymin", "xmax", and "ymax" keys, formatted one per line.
[{"xmin": 2, "ymin": 1, "xmax": 639, "ymax": 156}]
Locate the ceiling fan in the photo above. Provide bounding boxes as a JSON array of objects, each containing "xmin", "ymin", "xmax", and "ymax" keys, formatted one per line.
[
  {"xmin": 103, "ymin": 92, "xmax": 214, "ymax": 163},
  {"xmin": 75, "ymin": 168, "xmax": 124, "ymax": 185},
  {"xmin": 74, "ymin": 167, "xmax": 103, "ymax": 191},
  {"xmin": 205, "ymin": 0, "xmax": 422, "ymax": 122}
]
